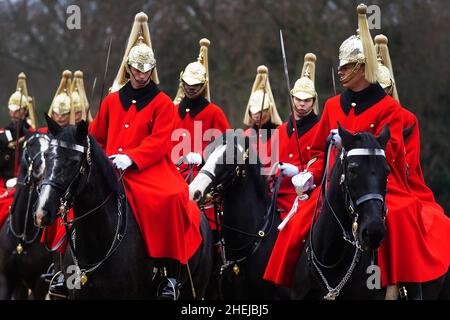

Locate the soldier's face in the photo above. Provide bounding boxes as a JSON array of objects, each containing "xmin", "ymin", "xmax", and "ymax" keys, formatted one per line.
[
  {"xmin": 9, "ymin": 109, "xmax": 26, "ymax": 123},
  {"xmin": 75, "ymin": 111, "xmax": 83, "ymax": 124},
  {"xmin": 129, "ymin": 66, "xmax": 152, "ymax": 89},
  {"xmin": 338, "ymin": 63, "xmax": 366, "ymax": 89},
  {"xmin": 52, "ymin": 112, "xmax": 69, "ymax": 127},
  {"xmin": 292, "ymin": 96, "xmax": 314, "ymax": 120},
  {"xmin": 250, "ymin": 110, "xmax": 269, "ymax": 126},
  {"xmin": 183, "ymin": 81, "xmax": 205, "ymax": 99}
]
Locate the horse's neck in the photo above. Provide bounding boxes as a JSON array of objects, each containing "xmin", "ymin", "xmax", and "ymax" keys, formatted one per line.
[
  {"xmin": 222, "ymin": 166, "xmax": 269, "ymax": 244},
  {"xmin": 72, "ymin": 166, "xmax": 121, "ymax": 263},
  {"xmin": 312, "ymin": 161, "xmax": 353, "ymax": 264}
]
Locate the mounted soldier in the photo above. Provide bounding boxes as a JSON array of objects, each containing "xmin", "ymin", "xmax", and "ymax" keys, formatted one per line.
[
  {"xmin": 89, "ymin": 12, "xmax": 203, "ymax": 300},
  {"xmin": 289, "ymin": 4, "xmax": 449, "ymax": 299},
  {"xmin": 264, "ymin": 53, "xmax": 322, "ymax": 287},
  {"xmin": 172, "ymin": 38, "xmax": 230, "ymax": 178},
  {"xmin": 243, "ymin": 65, "xmax": 282, "ymax": 175},
  {"xmin": 0, "ymin": 72, "xmax": 37, "ymax": 229},
  {"xmin": 374, "ymin": 34, "xmax": 450, "ymax": 299}
]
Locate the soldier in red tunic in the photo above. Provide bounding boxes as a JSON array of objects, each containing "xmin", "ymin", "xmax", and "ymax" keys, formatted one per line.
[
  {"xmin": 243, "ymin": 65, "xmax": 282, "ymax": 175},
  {"xmin": 172, "ymin": 38, "xmax": 230, "ymax": 181},
  {"xmin": 263, "ymin": 53, "xmax": 322, "ymax": 287},
  {"xmin": 0, "ymin": 72, "xmax": 37, "ymax": 229},
  {"xmin": 291, "ymin": 5, "xmax": 449, "ymax": 299},
  {"xmin": 89, "ymin": 12, "xmax": 202, "ymax": 300},
  {"xmin": 272, "ymin": 53, "xmax": 321, "ymax": 221},
  {"xmin": 374, "ymin": 34, "xmax": 450, "ymax": 299}
]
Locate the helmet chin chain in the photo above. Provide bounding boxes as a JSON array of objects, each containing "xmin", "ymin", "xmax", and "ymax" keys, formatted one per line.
[
  {"xmin": 340, "ymin": 62, "xmax": 362, "ymax": 84},
  {"xmin": 181, "ymin": 81, "xmax": 207, "ymax": 100}
]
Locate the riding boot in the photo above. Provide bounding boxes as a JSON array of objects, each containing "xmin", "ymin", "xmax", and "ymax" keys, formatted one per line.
[
  {"xmin": 399, "ymin": 282, "xmax": 423, "ymax": 300},
  {"xmin": 49, "ymin": 272, "xmax": 68, "ymax": 299},
  {"xmin": 157, "ymin": 259, "xmax": 181, "ymax": 300}
]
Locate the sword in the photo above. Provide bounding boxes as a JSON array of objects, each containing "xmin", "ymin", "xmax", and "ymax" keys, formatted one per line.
[
  {"xmin": 93, "ymin": 37, "xmax": 113, "ymax": 118},
  {"xmin": 280, "ymin": 30, "xmax": 303, "ymax": 171},
  {"xmin": 331, "ymin": 67, "xmax": 337, "ymax": 96}
]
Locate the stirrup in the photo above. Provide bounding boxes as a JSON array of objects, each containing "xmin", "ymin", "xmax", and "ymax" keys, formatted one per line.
[
  {"xmin": 48, "ymin": 271, "xmax": 68, "ymax": 299},
  {"xmin": 157, "ymin": 277, "xmax": 180, "ymax": 300}
]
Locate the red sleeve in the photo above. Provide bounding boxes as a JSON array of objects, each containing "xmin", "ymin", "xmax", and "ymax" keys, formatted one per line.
[
  {"xmin": 88, "ymin": 96, "xmax": 110, "ymax": 150},
  {"xmin": 404, "ymin": 113, "xmax": 420, "ymax": 175},
  {"xmin": 126, "ymin": 96, "xmax": 176, "ymax": 170}
]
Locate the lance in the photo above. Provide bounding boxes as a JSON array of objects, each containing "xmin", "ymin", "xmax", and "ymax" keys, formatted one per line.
[{"xmin": 279, "ymin": 30, "xmax": 303, "ymax": 171}]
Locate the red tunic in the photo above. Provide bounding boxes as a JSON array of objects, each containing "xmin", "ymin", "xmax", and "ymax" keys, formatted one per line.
[
  {"xmin": 273, "ymin": 113, "xmax": 319, "ymax": 220},
  {"xmin": 401, "ymin": 108, "xmax": 450, "ymax": 268},
  {"xmin": 89, "ymin": 81, "xmax": 202, "ymax": 264},
  {"xmin": 172, "ymin": 97, "xmax": 230, "ymax": 181},
  {"xmin": 0, "ymin": 187, "xmax": 14, "ymax": 230},
  {"xmin": 307, "ymin": 84, "xmax": 448, "ymax": 285}
]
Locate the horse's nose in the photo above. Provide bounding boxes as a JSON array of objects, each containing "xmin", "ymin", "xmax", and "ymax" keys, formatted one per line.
[
  {"xmin": 361, "ymin": 226, "xmax": 385, "ymax": 250},
  {"xmin": 34, "ymin": 209, "xmax": 49, "ymax": 228}
]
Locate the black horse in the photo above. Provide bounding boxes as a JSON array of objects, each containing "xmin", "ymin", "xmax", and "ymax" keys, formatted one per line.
[
  {"xmin": 189, "ymin": 131, "xmax": 290, "ymax": 299},
  {"xmin": 33, "ymin": 117, "xmax": 213, "ymax": 299},
  {"xmin": 0, "ymin": 132, "xmax": 53, "ymax": 299},
  {"xmin": 291, "ymin": 124, "xmax": 450, "ymax": 300}
]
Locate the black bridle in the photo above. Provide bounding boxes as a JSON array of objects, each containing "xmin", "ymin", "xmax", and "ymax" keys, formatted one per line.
[
  {"xmin": 39, "ymin": 137, "xmax": 127, "ymax": 286},
  {"xmin": 8, "ymin": 133, "xmax": 50, "ymax": 249},
  {"xmin": 197, "ymin": 144, "xmax": 280, "ymax": 275},
  {"xmin": 308, "ymin": 144, "xmax": 388, "ymax": 300}
]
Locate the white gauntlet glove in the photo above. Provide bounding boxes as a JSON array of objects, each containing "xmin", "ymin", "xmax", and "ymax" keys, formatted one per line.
[
  {"xmin": 109, "ymin": 154, "xmax": 133, "ymax": 171},
  {"xmin": 6, "ymin": 177, "xmax": 17, "ymax": 189},
  {"xmin": 185, "ymin": 152, "xmax": 202, "ymax": 166},
  {"xmin": 278, "ymin": 162, "xmax": 300, "ymax": 177},
  {"xmin": 292, "ymin": 171, "xmax": 316, "ymax": 194}
]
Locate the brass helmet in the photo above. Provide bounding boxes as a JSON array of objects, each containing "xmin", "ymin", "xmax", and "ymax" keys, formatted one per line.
[
  {"xmin": 243, "ymin": 65, "xmax": 282, "ymax": 126},
  {"xmin": 375, "ymin": 34, "xmax": 400, "ymax": 102},
  {"xmin": 291, "ymin": 53, "xmax": 319, "ymax": 115},
  {"xmin": 26, "ymin": 96, "xmax": 38, "ymax": 130},
  {"xmin": 174, "ymin": 38, "xmax": 211, "ymax": 104},
  {"xmin": 48, "ymin": 70, "xmax": 72, "ymax": 116},
  {"xmin": 8, "ymin": 72, "xmax": 29, "ymax": 112},
  {"xmin": 338, "ymin": 4, "xmax": 379, "ymax": 84},
  {"xmin": 111, "ymin": 12, "xmax": 159, "ymax": 92},
  {"xmin": 70, "ymin": 70, "xmax": 93, "ymax": 124}
]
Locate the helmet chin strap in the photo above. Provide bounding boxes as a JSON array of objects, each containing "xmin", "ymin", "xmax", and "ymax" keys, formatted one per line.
[
  {"xmin": 127, "ymin": 65, "xmax": 152, "ymax": 87},
  {"xmin": 181, "ymin": 81, "xmax": 207, "ymax": 100},
  {"xmin": 340, "ymin": 62, "xmax": 363, "ymax": 84}
]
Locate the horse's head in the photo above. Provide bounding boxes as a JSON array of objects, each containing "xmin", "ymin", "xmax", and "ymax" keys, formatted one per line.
[
  {"xmin": 34, "ymin": 114, "xmax": 89, "ymax": 228},
  {"xmin": 189, "ymin": 131, "xmax": 251, "ymax": 203},
  {"xmin": 21, "ymin": 132, "xmax": 50, "ymax": 182},
  {"xmin": 337, "ymin": 123, "xmax": 390, "ymax": 251}
]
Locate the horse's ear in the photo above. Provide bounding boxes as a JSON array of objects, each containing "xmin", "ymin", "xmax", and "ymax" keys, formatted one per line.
[
  {"xmin": 76, "ymin": 120, "xmax": 89, "ymax": 143},
  {"xmin": 337, "ymin": 122, "xmax": 354, "ymax": 149},
  {"xmin": 45, "ymin": 113, "xmax": 62, "ymax": 136},
  {"xmin": 377, "ymin": 124, "xmax": 390, "ymax": 150}
]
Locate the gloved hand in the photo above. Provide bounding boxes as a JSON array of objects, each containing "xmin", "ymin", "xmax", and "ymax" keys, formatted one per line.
[
  {"xmin": 278, "ymin": 162, "xmax": 299, "ymax": 177},
  {"xmin": 292, "ymin": 171, "xmax": 316, "ymax": 194},
  {"xmin": 185, "ymin": 152, "xmax": 202, "ymax": 166},
  {"xmin": 330, "ymin": 129, "xmax": 342, "ymax": 149},
  {"xmin": 109, "ymin": 154, "xmax": 133, "ymax": 171},
  {"xmin": 6, "ymin": 177, "xmax": 17, "ymax": 189}
]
